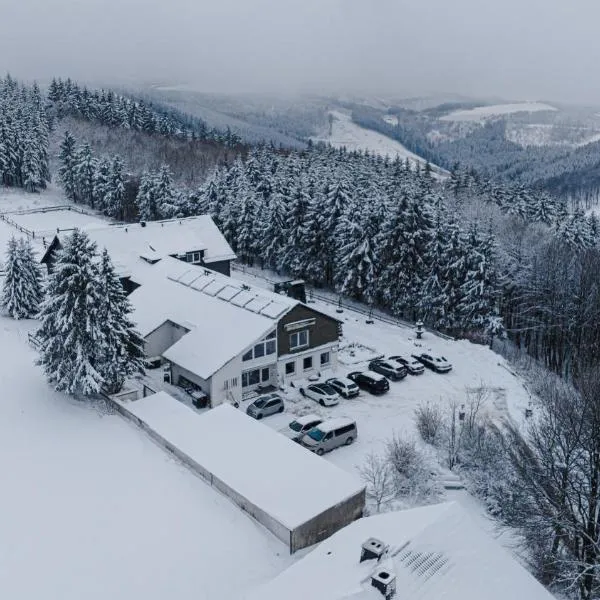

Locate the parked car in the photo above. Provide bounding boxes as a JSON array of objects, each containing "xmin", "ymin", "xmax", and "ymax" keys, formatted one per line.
[
  {"xmin": 412, "ymin": 352, "xmax": 453, "ymax": 373},
  {"xmin": 347, "ymin": 371, "xmax": 390, "ymax": 395},
  {"xmin": 389, "ymin": 354, "xmax": 425, "ymax": 375},
  {"xmin": 300, "ymin": 383, "xmax": 340, "ymax": 406},
  {"xmin": 246, "ymin": 392, "xmax": 285, "ymax": 419},
  {"xmin": 368, "ymin": 359, "xmax": 407, "ymax": 381},
  {"xmin": 325, "ymin": 376, "xmax": 360, "ymax": 399},
  {"xmin": 301, "ymin": 418, "xmax": 358, "ymax": 455},
  {"xmin": 281, "ymin": 414, "xmax": 323, "ymax": 442}
]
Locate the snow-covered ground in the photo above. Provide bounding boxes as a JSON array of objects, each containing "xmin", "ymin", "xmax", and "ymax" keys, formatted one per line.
[
  {"xmin": 8, "ymin": 209, "xmax": 109, "ymax": 236},
  {"xmin": 313, "ymin": 110, "xmax": 447, "ymax": 176},
  {"xmin": 440, "ymin": 102, "xmax": 557, "ymax": 122},
  {"xmin": 0, "ymin": 317, "xmax": 295, "ymax": 600},
  {"xmin": 0, "ymin": 185, "xmax": 69, "ymax": 214}
]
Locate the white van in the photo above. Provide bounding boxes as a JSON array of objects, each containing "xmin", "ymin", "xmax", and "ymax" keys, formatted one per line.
[{"xmin": 301, "ymin": 418, "xmax": 357, "ymax": 455}]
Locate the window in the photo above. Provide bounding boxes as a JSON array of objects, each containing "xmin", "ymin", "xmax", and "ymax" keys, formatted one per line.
[
  {"xmin": 266, "ymin": 331, "xmax": 276, "ymax": 339},
  {"xmin": 290, "ymin": 330, "xmax": 309, "ymax": 351},
  {"xmin": 245, "ymin": 335, "xmax": 276, "ymax": 360},
  {"xmin": 266, "ymin": 340, "xmax": 276, "ymax": 355},
  {"xmin": 242, "ymin": 349, "xmax": 253, "ymax": 362},
  {"xmin": 303, "ymin": 356, "xmax": 313, "ymax": 371},
  {"xmin": 320, "ymin": 351, "xmax": 330, "ymax": 366},
  {"xmin": 261, "ymin": 367, "xmax": 270, "ymax": 382},
  {"xmin": 337, "ymin": 424, "xmax": 354, "ymax": 436},
  {"xmin": 253, "ymin": 343, "xmax": 265, "ymax": 358},
  {"xmin": 242, "ymin": 369, "xmax": 260, "ymax": 388},
  {"xmin": 324, "ymin": 432, "xmax": 333, "ymax": 440},
  {"xmin": 231, "ymin": 377, "xmax": 238, "ymax": 387},
  {"xmin": 285, "ymin": 361, "xmax": 295, "ymax": 375}
]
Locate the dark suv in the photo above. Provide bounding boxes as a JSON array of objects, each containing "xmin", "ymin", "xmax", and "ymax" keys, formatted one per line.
[
  {"xmin": 368, "ymin": 359, "xmax": 407, "ymax": 381},
  {"xmin": 347, "ymin": 371, "xmax": 390, "ymax": 395}
]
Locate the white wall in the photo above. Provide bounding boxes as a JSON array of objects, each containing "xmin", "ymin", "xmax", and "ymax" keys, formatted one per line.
[
  {"xmin": 145, "ymin": 320, "xmax": 189, "ymax": 358},
  {"xmin": 278, "ymin": 342, "xmax": 338, "ymax": 385}
]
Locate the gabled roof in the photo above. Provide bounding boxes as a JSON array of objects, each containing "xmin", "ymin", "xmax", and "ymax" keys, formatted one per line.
[
  {"xmin": 41, "ymin": 215, "xmax": 236, "ymax": 276},
  {"xmin": 129, "ymin": 257, "xmax": 299, "ymax": 379},
  {"xmin": 246, "ymin": 502, "xmax": 556, "ymax": 600}
]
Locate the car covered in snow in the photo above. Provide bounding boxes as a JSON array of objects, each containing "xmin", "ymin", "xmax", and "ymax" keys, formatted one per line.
[
  {"xmin": 412, "ymin": 352, "xmax": 453, "ymax": 373},
  {"xmin": 325, "ymin": 376, "xmax": 360, "ymax": 399},
  {"xmin": 368, "ymin": 359, "xmax": 407, "ymax": 381},
  {"xmin": 347, "ymin": 371, "xmax": 390, "ymax": 395},
  {"xmin": 299, "ymin": 383, "xmax": 340, "ymax": 407},
  {"xmin": 246, "ymin": 392, "xmax": 285, "ymax": 419},
  {"xmin": 389, "ymin": 354, "xmax": 425, "ymax": 375},
  {"xmin": 280, "ymin": 414, "xmax": 324, "ymax": 442}
]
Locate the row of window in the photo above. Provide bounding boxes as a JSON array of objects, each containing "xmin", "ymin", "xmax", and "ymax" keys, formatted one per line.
[
  {"xmin": 243, "ymin": 331, "xmax": 277, "ymax": 362},
  {"xmin": 285, "ymin": 351, "xmax": 330, "ymax": 375},
  {"xmin": 242, "ymin": 367, "xmax": 271, "ymax": 388}
]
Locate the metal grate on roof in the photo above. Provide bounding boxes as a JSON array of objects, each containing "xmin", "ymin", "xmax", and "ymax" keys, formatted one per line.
[{"xmin": 397, "ymin": 548, "xmax": 452, "ymax": 582}]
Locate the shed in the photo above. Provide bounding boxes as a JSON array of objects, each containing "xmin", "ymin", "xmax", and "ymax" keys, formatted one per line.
[{"xmin": 117, "ymin": 393, "xmax": 365, "ymax": 553}]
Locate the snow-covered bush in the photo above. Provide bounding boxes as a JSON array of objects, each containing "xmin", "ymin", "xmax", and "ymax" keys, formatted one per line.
[{"xmin": 414, "ymin": 401, "xmax": 444, "ymax": 446}]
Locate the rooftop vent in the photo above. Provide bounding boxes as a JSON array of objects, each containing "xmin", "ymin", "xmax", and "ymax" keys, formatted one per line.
[
  {"xmin": 360, "ymin": 538, "xmax": 388, "ymax": 563},
  {"xmin": 371, "ymin": 569, "xmax": 396, "ymax": 599}
]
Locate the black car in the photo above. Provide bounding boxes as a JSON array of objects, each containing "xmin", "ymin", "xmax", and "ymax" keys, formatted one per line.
[
  {"xmin": 412, "ymin": 353, "xmax": 452, "ymax": 373},
  {"xmin": 347, "ymin": 371, "xmax": 390, "ymax": 395},
  {"xmin": 368, "ymin": 359, "xmax": 407, "ymax": 381}
]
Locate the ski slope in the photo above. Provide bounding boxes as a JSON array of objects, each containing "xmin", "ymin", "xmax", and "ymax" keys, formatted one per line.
[
  {"xmin": 313, "ymin": 111, "xmax": 447, "ymax": 176},
  {"xmin": 0, "ymin": 318, "xmax": 293, "ymax": 600},
  {"xmin": 441, "ymin": 102, "xmax": 557, "ymax": 122}
]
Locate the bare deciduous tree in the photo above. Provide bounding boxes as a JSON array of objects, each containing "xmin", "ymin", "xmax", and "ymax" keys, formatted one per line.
[{"xmin": 359, "ymin": 452, "xmax": 395, "ymax": 513}]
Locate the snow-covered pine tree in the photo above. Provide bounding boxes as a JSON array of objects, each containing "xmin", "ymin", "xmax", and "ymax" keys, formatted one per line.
[
  {"xmin": 104, "ymin": 155, "xmax": 126, "ymax": 220},
  {"xmin": 36, "ymin": 230, "xmax": 105, "ymax": 395},
  {"xmin": 97, "ymin": 248, "xmax": 144, "ymax": 393},
  {"xmin": 75, "ymin": 143, "xmax": 96, "ymax": 206},
  {"xmin": 153, "ymin": 164, "xmax": 175, "ymax": 218},
  {"xmin": 92, "ymin": 156, "xmax": 112, "ymax": 212},
  {"xmin": 280, "ymin": 178, "xmax": 310, "ymax": 277},
  {"xmin": 58, "ymin": 131, "xmax": 77, "ymax": 201},
  {"xmin": 136, "ymin": 170, "xmax": 158, "ymax": 221},
  {"xmin": 1, "ymin": 237, "xmax": 42, "ymax": 319}
]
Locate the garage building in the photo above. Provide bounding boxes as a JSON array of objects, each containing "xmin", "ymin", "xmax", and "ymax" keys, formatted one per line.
[{"xmin": 116, "ymin": 392, "xmax": 366, "ymax": 553}]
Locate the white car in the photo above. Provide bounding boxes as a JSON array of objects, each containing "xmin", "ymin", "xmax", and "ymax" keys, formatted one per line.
[
  {"xmin": 389, "ymin": 354, "xmax": 425, "ymax": 375},
  {"xmin": 325, "ymin": 376, "xmax": 360, "ymax": 398},
  {"xmin": 300, "ymin": 383, "xmax": 340, "ymax": 406},
  {"xmin": 412, "ymin": 353, "xmax": 453, "ymax": 373},
  {"xmin": 280, "ymin": 414, "xmax": 323, "ymax": 442}
]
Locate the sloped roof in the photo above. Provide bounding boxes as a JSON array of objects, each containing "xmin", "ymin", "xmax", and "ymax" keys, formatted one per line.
[
  {"xmin": 245, "ymin": 502, "xmax": 556, "ymax": 600},
  {"xmin": 122, "ymin": 399, "xmax": 365, "ymax": 530},
  {"xmin": 40, "ymin": 215, "xmax": 236, "ymax": 275},
  {"xmin": 129, "ymin": 257, "xmax": 299, "ymax": 379}
]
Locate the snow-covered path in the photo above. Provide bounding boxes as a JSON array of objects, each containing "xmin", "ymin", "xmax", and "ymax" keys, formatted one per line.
[{"xmin": 0, "ymin": 318, "xmax": 293, "ymax": 600}]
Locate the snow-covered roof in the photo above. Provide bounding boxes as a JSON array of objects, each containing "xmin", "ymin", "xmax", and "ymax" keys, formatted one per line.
[
  {"xmin": 123, "ymin": 397, "xmax": 365, "ymax": 530},
  {"xmin": 317, "ymin": 418, "xmax": 356, "ymax": 432},
  {"xmin": 80, "ymin": 216, "xmax": 235, "ymax": 276},
  {"xmin": 246, "ymin": 502, "xmax": 556, "ymax": 600},
  {"xmin": 129, "ymin": 257, "xmax": 299, "ymax": 379}
]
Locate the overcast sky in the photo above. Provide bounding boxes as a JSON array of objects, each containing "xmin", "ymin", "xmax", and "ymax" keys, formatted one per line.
[{"xmin": 1, "ymin": 0, "xmax": 599, "ymax": 103}]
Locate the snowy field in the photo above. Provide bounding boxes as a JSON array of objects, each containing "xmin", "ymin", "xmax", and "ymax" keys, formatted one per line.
[
  {"xmin": 7, "ymin": 209, "xmax": 108, "ymax": 236},
  {"xmin": 0, "ymin": 317, "xmax": 294, "ymax": 600},
  {"xmin": 440, "ymin": 102, "xmax": 557, "ymax": 122},
  {"xmin": 313, "ymin": 110, "xmax": 447, "ymax": 176},
  {"xmin": 0, "ymin": 185, "xmax": 69, "ymax": 214}
]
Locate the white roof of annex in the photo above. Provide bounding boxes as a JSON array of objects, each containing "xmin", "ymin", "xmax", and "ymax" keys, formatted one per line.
[
  {"xmin": 129, "ymin": 257, "xmax": 299, "ymax": 379},
  {"xmin": 246, "ymin": 501, "xmax": 556, "ymax": 600},
  {"xmin": 123, "ymin": 397, "xmax": 365, "ymax": 530},
  {"xmin": 82, "ymin": 215, "xmax": 236, "ymax": 276}
]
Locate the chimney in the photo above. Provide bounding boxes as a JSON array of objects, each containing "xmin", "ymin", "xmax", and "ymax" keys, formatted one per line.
[
  {"xmin": 140, "ymin": 221, "xmax": 146, "ymax": 228},
  {"xmin": 371, "ymin": 569, "xmax": 396, "ymax": 599},
  {"xmin": 360, "ymin": 538, "xmax": 387, "ymax": 563}
]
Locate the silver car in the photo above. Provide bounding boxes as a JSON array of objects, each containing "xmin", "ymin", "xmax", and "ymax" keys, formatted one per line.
[
  {"xmin": 301, "ymin": 418, "xmax": 357, "ymax": 455},
  {"xmin": 280, "ymin": 414, "xmax": 323, "ymax": 442},
  {"xmin": 246, "ymin": 393, "xmax": 284, "ymax": 419}
]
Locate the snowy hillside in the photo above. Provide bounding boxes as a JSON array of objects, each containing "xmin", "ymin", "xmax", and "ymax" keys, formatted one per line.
[
  {"xmin": 313, "ymin": 110, "xmax": 447, "ymax": 175},
  {"xmin": 440, "ymin": 102, "xmax": 557, "ymax": 122}
]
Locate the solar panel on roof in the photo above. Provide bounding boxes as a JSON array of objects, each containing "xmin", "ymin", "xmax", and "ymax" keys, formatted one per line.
[
  {"xmin": 230, "ymin": 290, "xmax": 256, "ymax": 307},
  {"xmin": 244, "ymin": 296, "xmax": 271, "ymax": 313},
  {"xmin": 178, "ymin": 270, "xmax": 203, "ymax": 286},
  {"xmin": 260, "ymin": 302, "xmax": 289, "ymax": 319},
  {"xmin": 203, "ymin": 280, "xmax": 228, "ymax": 296},
  {"xmin": 189, "ymin": 275, "xmax": 215, "ymax": 291},
  {"xmin": 217, "ymin": 285, "xmax": 243, "ymax": 301}
]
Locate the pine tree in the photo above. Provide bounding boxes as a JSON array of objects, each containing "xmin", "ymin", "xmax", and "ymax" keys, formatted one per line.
[
  {"xmin": 1, "ymin": 237, "xmax": 43, "ymax": 319},
  {"xmin": 97, "ymin": 249, "xmax": 144, "ymax": 393},
  {"xmin": 136, "ymin": 170, "xmax": 158, "ymax": 221},
  {"xmin": 58, "ymin": 131, "xmax": 77, "ymax": 200},
  {"xmin": 104, "ymin": 155, "xmax": 126, "ymax": 219},
  {"xmin": 75, "ymin": 143, "xmax": 96, "ymax": 206},
  {"xmin": 92, "ymin": 157, "xmax": 112, "ymax": 211},
  {"xmin": 36, "ymin": 230, "xmax": 105, "ymax": 395},
  {"xmin": 153, "ymin": 164, "xmax": 175, "ymax": 218}
]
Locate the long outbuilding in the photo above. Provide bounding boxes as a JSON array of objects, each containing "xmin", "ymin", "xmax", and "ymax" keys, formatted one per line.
[{"xmin": 115, "ymin": 392, "xmax": 366, "ymax": 553}]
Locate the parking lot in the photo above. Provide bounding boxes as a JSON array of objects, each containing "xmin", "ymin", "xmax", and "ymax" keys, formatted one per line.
[{"xmin": 239, "ymin": 295, "xmax": 533, "ymax": 479}]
